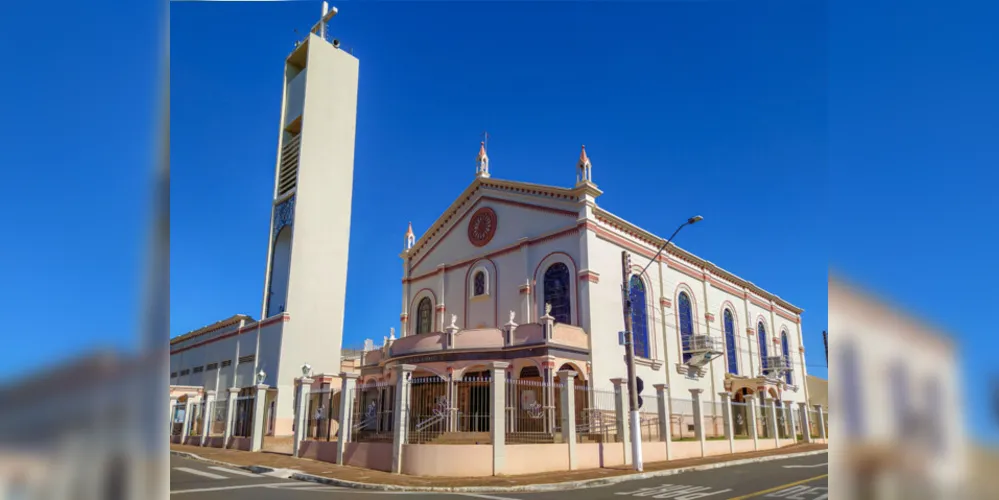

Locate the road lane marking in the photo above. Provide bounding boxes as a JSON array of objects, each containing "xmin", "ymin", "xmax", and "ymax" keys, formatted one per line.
[
  {"xmin": 725, "ymin": 474, "xmax": 828, "ymax": 500},
  {"xmin": 782, "ymin": 463, "xmax": 826, "ymax": 469},
  {"xmin": 616, "ymin": 484, "xmax": 733, "ymax": 498},
  {"xmin": 457, "ymin": 494, "xmax": 521, "ymax": 500},
  {"xmin": 171, "ymin": 482, "xmax": 300, "ymax": 494},
  {"xmin": 206, "ymin": 466, "xmax": 262, "ymax": 477},
  {"xmin": 172, "ymin": 467, "xmax": 228, "ymax": 480}
]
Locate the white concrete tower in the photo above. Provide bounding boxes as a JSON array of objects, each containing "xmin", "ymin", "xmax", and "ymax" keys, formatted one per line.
[{"xmin": 258, "ymin": 4, "xmax": 359, "ymax": 432}]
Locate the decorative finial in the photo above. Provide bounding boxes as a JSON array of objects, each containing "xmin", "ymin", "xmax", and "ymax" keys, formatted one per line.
[
  {"xmin": 449, "ymin": 314, "xmax": 458, "ymax": 329},
  {"xmin": 389, "ymin": 327, "xmax": 396, "ymax": 341},
  {"xmin": 509, "ymin": 310, "xmax": 516, "ymax": 323},
  {"xmin": 404, "ymin": 222, "xmax": 415, "ymax": 250},
  {"xmin": 576, "ymin": 144, "xmax": 593, "ymax": 185},
  {"xmin": 545, "ymin": 302, "xmax": 552, "ymax": 315},
  {"xmin": 476, "ymin": 137, "xmax": 490, "ymax": 178}
]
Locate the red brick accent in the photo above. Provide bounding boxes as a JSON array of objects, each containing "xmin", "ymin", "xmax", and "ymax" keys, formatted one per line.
[
  {"xmin": 578, "ymin": 271, "xmax": 600, "ymax": 283},
  {"xmin": 435, "ymin": 304, "xmax": 446, "ymax": 312},
  {"xmin": 746, "ymin": 328, "xmax": 755, "ymax": 336},
  {"xmin": 519, "ymin": 284, "xmax": 531, "ymax": 295},
  {"xmin": 400, "ymin": 313, "xmax": 408, "ymax": 321},
  {"xmin": 660, "ymin": 297, "xmax": 672, "ymax": 308}
]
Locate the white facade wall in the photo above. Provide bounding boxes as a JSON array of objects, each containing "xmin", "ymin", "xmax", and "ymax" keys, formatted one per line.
[
  {"xmin": 400, "ymin": 180, "xmax": 808, "ymax": 407},
  {"xmin": 169, "ymin": 320, "xmax": 284, "ymax": 392}
]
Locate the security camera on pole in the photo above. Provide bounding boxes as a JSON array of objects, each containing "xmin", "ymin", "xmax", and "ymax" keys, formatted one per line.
[{"xmin": 619, "ymin": 215, "xmax": 702, "ymax": 472}]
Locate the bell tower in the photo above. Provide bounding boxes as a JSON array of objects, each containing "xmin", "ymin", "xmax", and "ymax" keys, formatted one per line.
[{"xmin": 260, "ymin": 3, "xmax": 358, "ymax": 387}]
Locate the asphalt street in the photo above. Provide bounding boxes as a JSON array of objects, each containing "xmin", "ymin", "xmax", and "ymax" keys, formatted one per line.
[{"xmin": 170, "ymin": 452, "xmax": 828, "ymax": 499}]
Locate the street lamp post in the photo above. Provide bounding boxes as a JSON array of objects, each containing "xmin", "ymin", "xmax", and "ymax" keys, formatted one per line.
[{"xmin": 620, "ymin": 215, "xmax": 702, "ymax": 472}]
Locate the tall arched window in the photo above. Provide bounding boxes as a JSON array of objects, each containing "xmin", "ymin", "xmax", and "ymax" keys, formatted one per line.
[
  {"xmin": 724, "ymin": 309, "xmax": 738, "ymax": 375},
  {"xmin": 757, "ymin": 322, "xmax": 769, "ymax": 375},
  {"xmin": 629, "ymin": 275, "xmax": 650, "ymax": 358},
  {"xmin": 781, "ymin": 331, "xmax": 792, "ymax": 384},
  {"xmin": 678, "ymin": 292, "xmax": 694, "ymax": 363},
  {"xmin": 473, "ymin": 271, "xmax": 486, "ymax": 296},
  {"xmin": 416, "ymin": 297, "xmax": 433, "ymax": 334},
  {"xmin": 543, "ymin": 262, "xmax": 572, "ymax": 324}
]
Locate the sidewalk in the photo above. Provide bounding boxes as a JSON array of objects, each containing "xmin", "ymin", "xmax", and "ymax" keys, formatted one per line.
[{"xmin": 171, "ymin": 442, "xmax": 828, "ymax": 490}]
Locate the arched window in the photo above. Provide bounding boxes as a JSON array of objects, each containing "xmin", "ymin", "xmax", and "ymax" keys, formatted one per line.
[
  {"xmin": 757, "ymin": 322, "xmax": 769, "ymax": 375},
  {"xmin": 416, "ymin": 297, "xmax": 433, "ymax": 334},
  {"xmin": 724, "ymin": 309, "xmax": 738, "ymax": 375},
  {"xmin": 781, "ymin": 331, "xmax": 792, "ymax": 384},
  {"xmin": 678, "ymin": 292, "xmax": 694, "ymax": 363},
  {"xmin": 629, "ymin": 275, "xmax": 650, "ymax": 358},
  {"xmin": 543, "ymin": 262, "xmax": 572, "ymax": 324},
  {"xmin": 473, "ymin": 271, "xmax": 486, "ymax": 296}
]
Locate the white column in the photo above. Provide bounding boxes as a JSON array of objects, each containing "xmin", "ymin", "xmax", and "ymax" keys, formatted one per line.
[
  {"xmin": 519, "ymin": 238, "xmax": 531, "ymax": 322},
  {"xmin": 293, "ymin": 377, "xmax": 313, "ymax": 457},
  {"xmin": 200, "ymin": 390, "xmax": 216, "ymax": 446},
  {"xmin": 814, "ymin": 404, "xmax": 827, "ymax": 442},
  {"xmin": 746, "ymin": 395, "xmax": 759, "ymax": 451},
  {"xmin": 766, "ymin": 397, "xmax": 779, "ymax": 448},
  {"xmin": 558, "ymin": 369, "xmax": 578, "ymax": 470},
  {"xmin": 654, "ymin": 384, "xmax": 672, "ymax": 460},
  {"xmin": 250, "ymin": 384, "xmax": 269, "ymax": 452},
  {"xmin": 337, "ymin": 372, "xmax": 360, "ymax": 465},
  {"xmin": 491, "ymin": 362, "xmax": 510, "ymax": 475},
  {"xmin": 169, "ymin": 398, "xmax": 178, "ymax": 437},
  {"xmin": 719, "ymin": 392, "xmax": 734, "ymax": 454},
  {"xmin": 611, "ymin": 378, "xmax": 630, "ymax": 465},
  {"xmin": 799, "ymin": 402, "xmax": 812, "ymax": 444},
  {"xmin": 785, "ymin": 400, "xmax": 798, "ymax": 443},
  {"xmin": 690, "ymin": 389, "xmax": 705, "ymax": 457},
  {"xmin": 390, "ymin": 365, "xmax": 415, "ymax": 474},
  {"xmin": 223, "ymin": 388, "xmax": 238, "ymax": 448},
  {"xmin": 180, "ymin": 399, "xmax": 193, "ymax": 444}
]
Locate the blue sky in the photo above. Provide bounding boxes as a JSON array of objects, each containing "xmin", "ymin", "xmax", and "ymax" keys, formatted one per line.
[
  {"xmin": 1, "ymin": 0, "xmax": 995, "ymax": 441},
  {"xmin": 170, "ymin": 1, "xmax": 828, "ymax": 370}
]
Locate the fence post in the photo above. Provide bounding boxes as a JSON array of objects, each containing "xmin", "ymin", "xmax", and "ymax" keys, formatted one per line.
[
  {"xmin": 200, "ymin": 390, "xmax": 215, "ymax": 447},
  {"xmin": 719, "ymin": 392, "xmax": 734, "ymax": 454},
  {"xmin": 250, "ymin": 384, "xmax": 269, "ymax": 452},
  {"xmin": 765, "ymin": 397, "xmax": 779, "ymax": 448},
  {"xmin": 785, "ymin": 401, "xmax": 798, "ymax": 443},
  {"xmin": 491, "ymin": 362, "xmax": 510, "ymax": 475},
  {"xmin": 814, "ymin": 404, "xmax": 826, "ymax": 442},
  {"xmin": 746, "ymin": 395, "xmax": 758, "ymax": 451},
  {"xmin": 798, "ymin": 402, "xmax": 812, "ymax": 444},
  {"xmin": 610, "ymin": 378, "xmax": 630, "ymax": 465},
  {"xmin": 293, "ymin": 377, "xmax": 313, "ymax": 458},
  {"xmin": 558, "ymin": 369, "xmax": 577, "ymax": 470},
  {"xmin": 223, "ymin": 388, "xmax": 238, "ymax": 448},
  {"xmin": 689, "ymin": 389, "xmax": 705, "ymax": 458},
  {"xmin": 337, "ymin": 372, "xmax": 360, "ymax": 465},
  {"xmin": 390, "ymin": 365, "xmax": 415, "ymax": 474},
  {"xmin": 180, "ymin": 398, "xmax": 193, "ymax": 444},
  {"xmin": 654, "ymin": 384, "xmax": 671, "ymax": 460}
]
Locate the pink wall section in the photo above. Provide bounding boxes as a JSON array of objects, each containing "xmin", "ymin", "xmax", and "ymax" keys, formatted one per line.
[
  {"xmin": 230, "ymin": 437, "xmax": 251, "ymax": 451},
  {"xmin": 734, "ymin": 439, "xmax": 756, "ymax": 453},
  {"xmin": 402, "ymin": 445, "xmax": 493, "ymax": 477},
  {"xmin": 298, "ymin": 440, "xmax": 339, "ymax": 463},
  {"xmin": 343, "ymin": 442, "xmax": 393, "ymax": 472},
  {"xmin": 504, "ymin": 444, "xmax": 569, "ymax": 475}
]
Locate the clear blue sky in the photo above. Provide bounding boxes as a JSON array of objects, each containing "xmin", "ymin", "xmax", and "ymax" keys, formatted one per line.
[
  {"xmin": 170, "ymin": 1, "xmax": 829, "ymax": 369},
  {"xmin": 1, "ymin": 1, "xmax": 995, "ymax": 441}
]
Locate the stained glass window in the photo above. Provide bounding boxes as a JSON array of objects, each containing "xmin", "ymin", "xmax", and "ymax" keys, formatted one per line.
[
  {"xmin": 758, "ymin": 322, "xmax": 768, "ymax": 374},
  {"xmin": 473, "ymin": 271, "xmax": 486, "ymax": 296},
  {"xmin": 629, "ymin": 275, "xmax": 650, "ymax": 358},
  {"xmin": 543, "ymin": 262, "xmax": 572, "ymax": 324},
  {"xmin": 678, "ymin": 292, "xmax": 694, "ymax": 363},
  {"xmin": 781, "ymin": 331, "xmax": 792, "ymax": 384},
  {"xmin": 416, "ymin": 297, "xmax": 433, "ymax": 334},
  {"xmin": 724, "ymin": 309, "xmax": 738, "ymax": 375}
]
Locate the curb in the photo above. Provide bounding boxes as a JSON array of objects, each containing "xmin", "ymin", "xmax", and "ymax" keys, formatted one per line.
[{"xmin": 171, "ymin": 448, "xmax": 828, "ymax": 493}]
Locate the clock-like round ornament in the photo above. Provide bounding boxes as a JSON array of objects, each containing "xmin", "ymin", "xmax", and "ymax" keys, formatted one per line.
[{"xmin": 467, "ymin": 207, "xmax": 497, "ymax": 247}]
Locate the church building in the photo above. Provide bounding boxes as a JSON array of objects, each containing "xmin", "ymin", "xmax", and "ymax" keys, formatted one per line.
[{"xmin": 360, "ymin": 142, "xmax": 810, "ymax": 412}]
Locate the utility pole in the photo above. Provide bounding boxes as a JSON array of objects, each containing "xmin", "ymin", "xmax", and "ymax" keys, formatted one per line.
[
  {"xmin": 822, "ymin": 330, "xmax": 828, "ymax": 367},
  {"xmin": 620, "ymin": 251, "xmax": 643, "ymax": 471}
]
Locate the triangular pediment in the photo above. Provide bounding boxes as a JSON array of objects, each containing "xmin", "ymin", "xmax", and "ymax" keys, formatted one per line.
[{"xmin": 406, "ymin": 178, "xmax": 586, "ymax": 276}]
